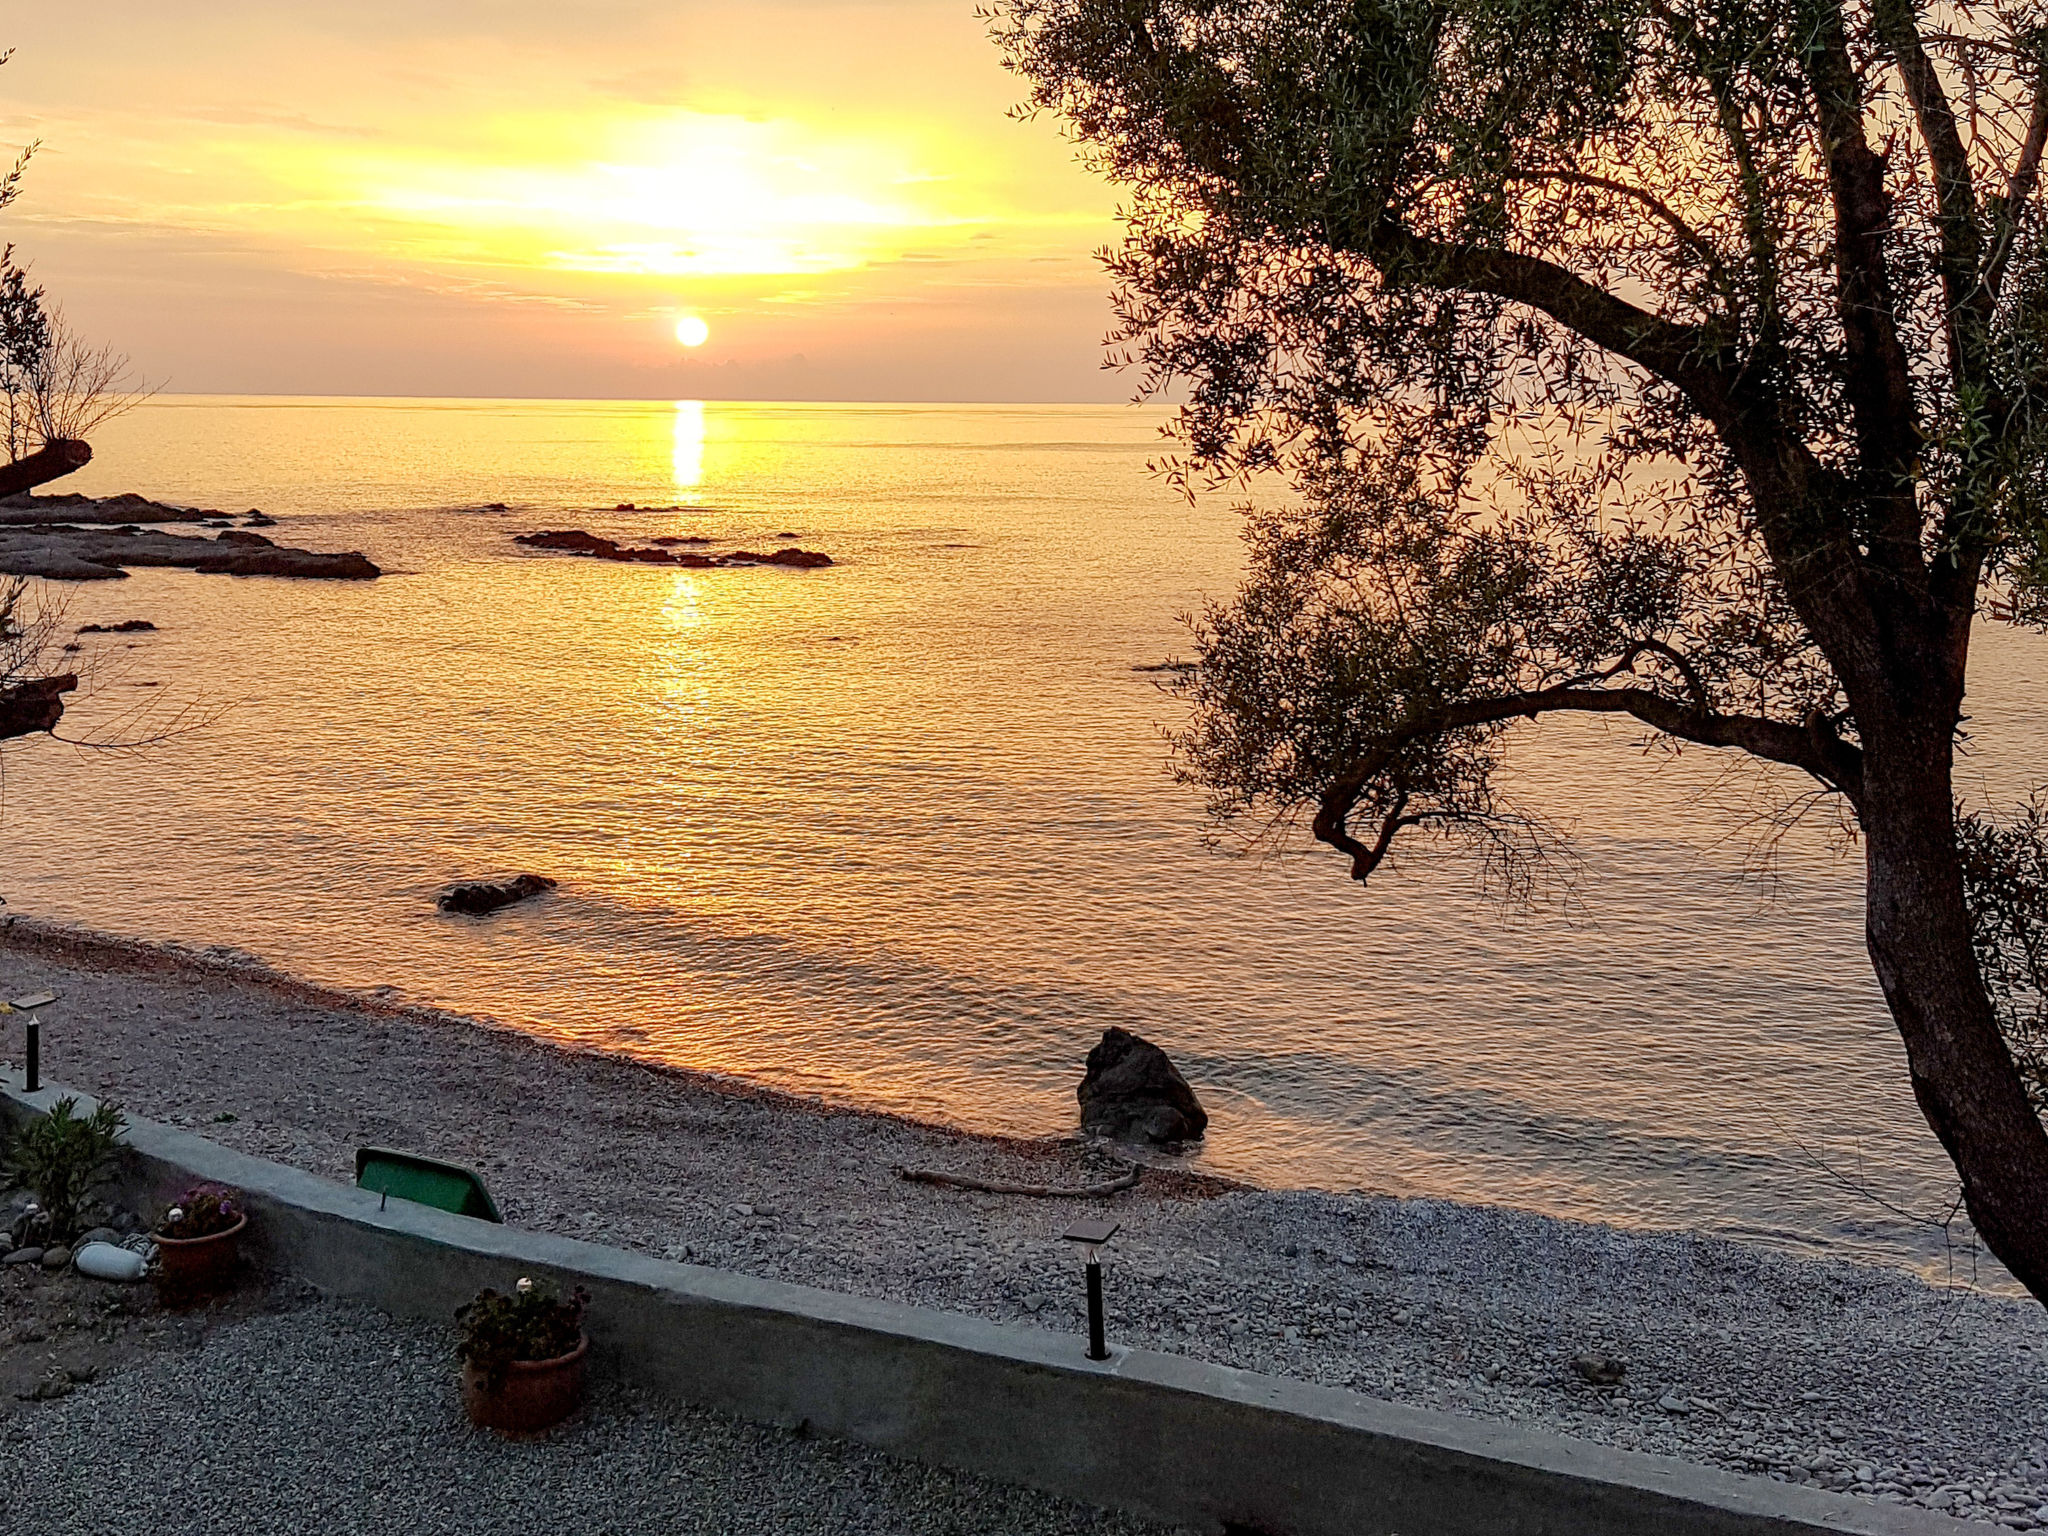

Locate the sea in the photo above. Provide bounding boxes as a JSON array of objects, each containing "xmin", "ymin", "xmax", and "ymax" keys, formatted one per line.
[{"xmin": 5, "ymin": 394, "xmax": 2044, "ymax": 1287}]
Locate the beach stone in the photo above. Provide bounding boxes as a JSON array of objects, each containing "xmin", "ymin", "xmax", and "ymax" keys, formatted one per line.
[
  {"xmin": 436, "ymin": 873, "xmax": 557, "ymax": 916},
  {"xmin": 5, "ymin": 1246, "xmax": 44, "ymax": 1266},
  {"xmin": 75, "ymin": 1226, "xmax": 121, "ymax": 1248},
  {"xmin": 1572, "ymin": 1353, "xmax": 1627, "ymax": 1386},
  {"xmin": 1076, "ymin": 1027, "xmax": 1207, "ymax": 1147},
  {"xmin": 40, "ymin": 1246, "xmax": 71, "ymax": 1270}
]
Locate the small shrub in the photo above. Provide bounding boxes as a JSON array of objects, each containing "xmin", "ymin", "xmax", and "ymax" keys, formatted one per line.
[
  {"xmin": 156, "ymin": 1182, "xmax": 244, "ymax": 1240},
  {"xmin": 456, "ymin": 1278, "xmax": 588, "ymax": 1392},
  {"xmin": 1, "ymin": 1096, "xmax": 125, "ymax": 1240}
]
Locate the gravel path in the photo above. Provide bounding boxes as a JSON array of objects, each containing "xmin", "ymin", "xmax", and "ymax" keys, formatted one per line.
[
  {"xmin": 5, "ymin": 918, "xmax": 2048, "ymax": 1528},
  {"xmin": 0, "ymin": 1296, "xmax": 1178, "ymax": 1536}
]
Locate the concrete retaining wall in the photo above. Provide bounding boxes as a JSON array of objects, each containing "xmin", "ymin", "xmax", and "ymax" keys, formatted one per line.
[{"xmin": 0, "ymin": 1075, "xmax": 1984, "ymax": 1536}]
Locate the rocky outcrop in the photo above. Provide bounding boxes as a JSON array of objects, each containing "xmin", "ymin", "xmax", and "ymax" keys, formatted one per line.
[
  {"xmin": 514, "ymin": 529, "xmax": 833, "ymax": 569},
  {"xmin": 436, "ymin": 873, "xmax": 558, "ymax": 916},
  {"xmin": 0, "ymin": 526, "xmax": 380, "ymax": 581},
  {"xmin": 0, "ymin": 491, "xmax": 220, "ymax": 526},
  {"xmin": 1077, "ymin": 1028, "xmax": 1208, "ymax": 1149},
  {"xmin": 76, "ymin": 619, "xmax": 157, "ymax": 634}
]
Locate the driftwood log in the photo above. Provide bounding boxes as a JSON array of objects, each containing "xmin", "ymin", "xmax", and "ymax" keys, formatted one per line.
[
  {"xmin": 892, "ymin": 1162, "xmax": 1142, "ymax": 1198},
  {"xmin": 0, "ymin": 440, "xmax": 92, "ymax": 499},
  {"xmin": 0, "ymin": 674, "xmax": 76, "ymax": 741}
]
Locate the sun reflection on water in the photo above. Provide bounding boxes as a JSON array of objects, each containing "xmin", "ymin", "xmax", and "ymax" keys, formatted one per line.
[{"xmin": 672, "ymin": 400, "xmax": 706, "ymax": 495}]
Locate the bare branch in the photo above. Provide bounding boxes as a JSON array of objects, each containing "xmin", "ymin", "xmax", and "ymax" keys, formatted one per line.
[{"xmin": 1310, "ymin": 684, "xmax": 1863, "ymax": 882}]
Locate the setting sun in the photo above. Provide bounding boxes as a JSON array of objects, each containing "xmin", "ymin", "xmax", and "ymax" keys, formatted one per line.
[{"xmin": 674, "ymin": 315, "xmax": 710, "ymax": 348}]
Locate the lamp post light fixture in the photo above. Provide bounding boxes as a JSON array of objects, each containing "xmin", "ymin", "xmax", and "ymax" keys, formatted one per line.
[
  {"xmin": 1061, "ymin": 1217, "xmax": 1120, "ymax": 1361},
  {"xmin": 7, "ymin": 992, "xmax": 56, "ymax": 1093}
]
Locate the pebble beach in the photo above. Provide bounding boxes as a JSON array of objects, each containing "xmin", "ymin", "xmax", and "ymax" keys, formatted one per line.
[{"xmin": 4, "ymin": 915, "xmax": 2048, "ymax": 1528}]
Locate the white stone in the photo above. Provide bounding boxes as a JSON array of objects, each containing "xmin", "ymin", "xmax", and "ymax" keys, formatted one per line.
[{"xmin": 74, "ymin": 1242, "xmax": 145, "ymax": 1283}]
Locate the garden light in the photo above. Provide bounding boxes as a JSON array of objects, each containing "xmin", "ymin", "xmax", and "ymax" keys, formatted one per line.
[
  {"xmin": 1061, "ymin": 1217, "xmax": 1120, "ymax": 1361},
  {"xmin": 8, "ymin": 991, "xmax": 56, "ymax": 1092}
]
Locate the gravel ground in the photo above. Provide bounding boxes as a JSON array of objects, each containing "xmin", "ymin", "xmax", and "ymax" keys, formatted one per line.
[
  {"xmin": 5, "ymin": 918, "xmax": 2048, "ymax": 1528},
  {"xmin": 0, "ymin": 1295, "xmax": 1179, "ymax": 1536}
]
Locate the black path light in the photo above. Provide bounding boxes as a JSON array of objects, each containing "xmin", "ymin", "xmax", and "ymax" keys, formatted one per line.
[
  {"xmin": 1062, "ymin": 1217, "xmax": 1120, "ymax": 1361},
  {"xmin": 6, "ymin": 991, "xmax": 56, "ymax": 1092}
]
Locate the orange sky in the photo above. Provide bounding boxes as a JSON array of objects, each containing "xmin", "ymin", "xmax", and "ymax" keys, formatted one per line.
[{"xmin": 0, "ymin": 3, "xmax": 1128, "ymax": 400}]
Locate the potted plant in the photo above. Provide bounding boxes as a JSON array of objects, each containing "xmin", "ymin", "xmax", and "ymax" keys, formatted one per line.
[
  {"xmin": 2, "ymin": 1096, "xmax": 126, "ymax": 1257},
  {"xmin": 456, "ymin": 1276, "xmax": 589, "ymax": 1434},
  {"xmin": 153, "ymin": 1182, "xmax": 246, "ymax": 1295}
]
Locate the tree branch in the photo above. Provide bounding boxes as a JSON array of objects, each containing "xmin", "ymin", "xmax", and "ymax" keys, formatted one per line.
[
  {"xmin": 0, "ymin": 673, "xmax": 73, "ymax": 741},
  {"xmin": 1354, "ymin": 213, "xmax": 1881, "ymax": 678},
  {"xmin": 1310, "ymin": 684, "xmax": 1864, "ymax": 882},
  {"xmin": 1984, "ymin": 70, "xmax": 2048, "ymax": 300},
  {"xmin": 1362, "ymin": 216, "xmax": 1734, "ymax": 412},
  {"xmin": 1802, "ymin": 0, "xmax": 1927, "ymax": 572},
  {"xmin": 1503, "ymin": 169, "xmax": 1734, "ymax": 293},
  {"xmin": 1872, "ymin": 0, "xmax": 1988, "ymax": 350}
]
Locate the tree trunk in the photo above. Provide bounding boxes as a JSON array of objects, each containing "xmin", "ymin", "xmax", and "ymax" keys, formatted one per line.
[
  {"xmin": 0, "ymin": 674, "xmax": 74, "ymax": 741},
  {"xmin": 0, "ymin": 439, "xmax": 92, "ymax": 499},
  {"xmin": 1863, "ymin": 738, "xmax": 2048, "ymax": 1302}
]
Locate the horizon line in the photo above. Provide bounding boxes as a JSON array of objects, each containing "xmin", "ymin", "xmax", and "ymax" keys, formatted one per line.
[{"xmin": 127, "ymin": 390, "xmax": 1172, "ymax": 411}]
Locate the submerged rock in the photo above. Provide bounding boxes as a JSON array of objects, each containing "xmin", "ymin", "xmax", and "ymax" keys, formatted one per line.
[
  {"xmin": 76, "ymin": 619, "xmax": 157, "ymax": 634},
  {"xmin": 1077, "ymin": 1027, "xmax": 1208, "ymax": 1148},
  {"xmin": 436, "ymin": 873, "xmax": 558, "ymax": 916},
  {"xmin": 514, "ymin": 529, "xmax": 833, "ymax": 569},
  {"xmin": 725, "ymin": 548, "xmax": 833, "ymax": 568}
]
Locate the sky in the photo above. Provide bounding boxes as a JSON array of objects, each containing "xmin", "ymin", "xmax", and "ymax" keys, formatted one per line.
[{"xmin": 0, "ymin": 2, "xmax": 1132, "ymax": 401}]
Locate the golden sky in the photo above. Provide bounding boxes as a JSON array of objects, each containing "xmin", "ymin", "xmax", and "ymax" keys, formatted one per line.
[{"xmin": 0, "ymin": 2, "xmax": 1126, "ymax": 400}]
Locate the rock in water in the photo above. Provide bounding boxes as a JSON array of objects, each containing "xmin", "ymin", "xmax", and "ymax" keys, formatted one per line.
[
  {"xmin": 1077, "ymin": 1027, "xmax": 1208, "ymax": 1147},
  {"xmin": 436, "ymin": 873, "xmax": 558, "ymax": 916}
]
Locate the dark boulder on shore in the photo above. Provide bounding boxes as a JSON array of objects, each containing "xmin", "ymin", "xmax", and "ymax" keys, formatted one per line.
[
  {"xmin": 1077, "ymin": 1027, "xmax": 1208, "ymax": 1149},
  {"xmin": 437, "ymin": 873, "xmax": 558, "ymax": 916}
]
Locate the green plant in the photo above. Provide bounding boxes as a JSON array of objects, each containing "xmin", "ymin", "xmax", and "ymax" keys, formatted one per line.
[
  {"xmin": 155, "ymin": 1182, "xmax": 243, "ymax": 1240},
  {"xmin": 456, "ymin": 1277, "xmax": 588, "ymax": 1392},
  {"xmin": 2, "ymin": 1096, "xmax": 125, "ymax": 1239}
]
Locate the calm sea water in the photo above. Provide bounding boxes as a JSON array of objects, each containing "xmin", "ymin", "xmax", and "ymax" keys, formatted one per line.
[{"xmin": 5, "ymin": 395, "xmax": 2044, "ymax": 1284}]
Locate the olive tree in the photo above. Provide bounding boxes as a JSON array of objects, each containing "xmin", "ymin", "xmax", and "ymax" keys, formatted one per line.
[{"xmin": 997, "ymin": 0, "xmax": 2048, "ymax": 1300}]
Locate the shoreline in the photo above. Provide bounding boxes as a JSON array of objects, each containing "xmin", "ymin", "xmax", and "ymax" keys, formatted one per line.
[
  {"xmin": 5, "ymin": 912, "xmax": 2048, "ymax": 1523},
  {"xmin": 0, "ymin": 913, "xmax": 1237, "ymax": 1193}
]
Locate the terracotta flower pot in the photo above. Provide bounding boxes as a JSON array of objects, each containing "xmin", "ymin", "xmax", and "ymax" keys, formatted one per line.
[
  {"xmin": 461, "ymin": 1334, "xmax": 588, "ymax": 1434},
  {"xmin": 153, "ymin": 1214, "xmax": 246, "ymax": 1296}
]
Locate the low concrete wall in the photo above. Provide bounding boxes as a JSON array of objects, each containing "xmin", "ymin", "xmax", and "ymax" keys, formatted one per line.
[{"xmin": 1, "ymin": 1075, "xmax": 1985, "ymax": 1536}]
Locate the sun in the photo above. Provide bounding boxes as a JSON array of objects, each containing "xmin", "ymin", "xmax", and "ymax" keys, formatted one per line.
[{"xmin": 674, "ymin": 314, "xmax": 710, "ymax": 348}]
